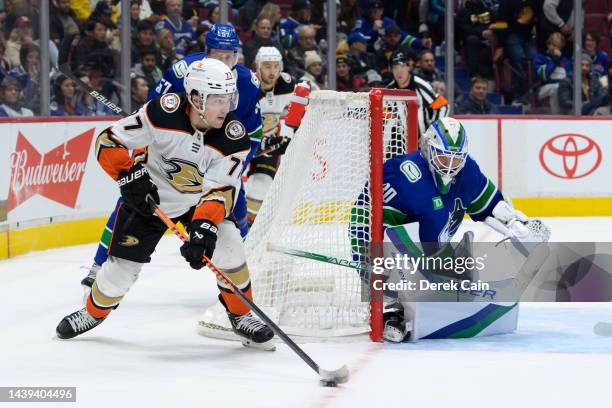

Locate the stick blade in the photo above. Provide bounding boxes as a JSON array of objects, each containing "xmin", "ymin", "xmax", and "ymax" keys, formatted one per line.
[
  {"xmin": 319, "ymin": 365, "xmax": 350, "ymax": 386},
  {"xmin": 594, "ymin": 322, "xmax": 612, "ymax": 337}
]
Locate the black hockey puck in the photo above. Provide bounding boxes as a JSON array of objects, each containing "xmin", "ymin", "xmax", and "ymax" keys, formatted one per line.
[{"xmin": 320, "ymin": 380, "xmax": 337, "ymax": 387}]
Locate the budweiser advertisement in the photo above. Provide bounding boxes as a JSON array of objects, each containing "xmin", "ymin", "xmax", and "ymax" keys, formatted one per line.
[{"xmin": 0, "ymin": 120, "xmax": 118, "ymax": 224}]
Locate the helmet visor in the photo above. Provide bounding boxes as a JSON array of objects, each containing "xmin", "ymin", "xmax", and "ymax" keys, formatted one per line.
[
  {"xmin": 206, "ymin": 92, "xmax": 238, "ymax": 112},
  {"xmin": 207, "ymin": 49, "xmax": 239, "ymax": 68}
]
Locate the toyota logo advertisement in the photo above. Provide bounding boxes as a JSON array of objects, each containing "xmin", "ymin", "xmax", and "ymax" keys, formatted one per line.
[{"xmin": 539, "ymin": 134, "xmax": 602, "ymax": 179}]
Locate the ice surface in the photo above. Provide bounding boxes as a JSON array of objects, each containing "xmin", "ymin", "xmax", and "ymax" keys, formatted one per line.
[{"xmin": 0, "ymin": 217, "xmax": 610, "ymax": 407}]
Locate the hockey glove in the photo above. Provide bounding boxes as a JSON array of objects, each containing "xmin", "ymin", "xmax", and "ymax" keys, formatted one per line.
[
  {"xmin": 180, "ymin": 219, "xmax": 218, "ymax": 270},
  {"xmin": 260, "ymin": 134, "xmax": 291, "ymax": 155},
  {"xmin": 117, "ymin": 164, "xmax": 159, "ymax": 216}
]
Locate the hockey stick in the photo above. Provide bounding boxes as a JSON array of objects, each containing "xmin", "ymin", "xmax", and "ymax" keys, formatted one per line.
[
  {"xmin": 62, "ymin": 61, "xmax": 287, "ymax": 160},
  {"xmin": 59, "ymin": 63, "xmax": 127, "ymax": 116},
  {"xmin": 150, "ymin": 200, "xmax": 349, "ymax": 386},
  {"xmin": 267, "ymin": 242, "xmax": 550, "ymax": 301},
  {"xmin": 594, "ymin": 321, "xmax": 612, "ymax": 337}
]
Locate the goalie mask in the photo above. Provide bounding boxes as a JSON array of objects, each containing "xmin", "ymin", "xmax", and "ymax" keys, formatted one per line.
[
  {"xmin": 184, "ymin": 58, "xmax": 238, "ymax": 124},
  {"xmin": 420, "ymin": 117, "xmax": 468, "ymax": 193}
]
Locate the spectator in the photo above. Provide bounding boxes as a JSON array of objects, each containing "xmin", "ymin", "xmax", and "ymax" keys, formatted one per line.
[
  {"xmin": 419, "ymin": 0, "xmax": 445, "ymax": 43},
  {"xmin": 50, "ymin": 74, "xmax": 89, "ymax": 116},
  {"xmin": 186, "ymin": 24, "xmax": 210, "ymax": 55},
  {"xmin": 340, "ymin": 0, "xmax": 362, "ymax": 32},
  {"xmin": 373, "ymin": 24, "xmax": 425, "ymax": 83},
  {"xmin": 130, "ymin": 0, "xmax": 142, "ymax": 37},
  {"xmin": 0, "ymin": 75, "xmax": 33, "ymax": 117},
  {"xmin": 131, "ymin": 20, "xmax": 157, "ymax": 65},
  {"xmin": 85, "ymin": 65, "xmax": 123, "ymax": 111},
  {"xmin": 256, "ymin": 3, "xmax": 283, "ymax": 43},
  {"xmin": 456, "ymin": 77, "xmax": 495, "ymax": 114},
  {"xmin": 71, "ymin": 19, "xmax": 111, "ymax": 72},
  {"xmin": 201, "ymin": 4, "xmax": 221, "ymax": 29},
  {"xmin": 244, "ymin": 16, "xmax": 285, "ymax": 70},
  {"xmin": 286, "ymin": 25, "xmax": 325, "ymax": 79},
  {"xmin": 131, "ymin": 75, "xmax": 150, "ymax": 111},
  {"xmin": 366, "ymin": 68, "xmax": 384, "ymax": 89},
  {"xmin": 155, "ymin": 0, "xmax": 194, "ymax": 56},
  {"xmin": 300, "ymin": 50, "xmax": 326, "ymax": 91},
  {"xmin": 50, "ymin": 0, "xmax": 82, "ymax": 47},
  {"xmin": 156, "ymin": 27, "xmax": 179, "ymax": 71},
  {"xmin": 386, "ymin": 50, "xmax": 448, "ymax": 135},
  {"xmin": 456, "ymin": 0, "xmax": 496, "ymax": 79},
  {"xmin": 243, "ymin": 0, "xmax": 271, "ymax": 32},
  {"xmin": 413, "ymin": 50, "xmax": 443, "ymax": 84},
  {"xmin": 8, "ymin": 42, "xmax": 39, "ymax": 114},
  {"xmin": 4, "ymin": 0, "xmax": 39, "ymax": 39},
  {"xmin": 336, "ymin": 54, "xmax": 364, "ymax": 91},
  {"xmin": 131, "ymin": 48, "xmax": 163, "ymax": 91},
  {"xmin": 0, "ymin": 34, "xmax": 11, "ymax": 81},
  {"xmin": 74, "ymin": 70, "xmax": 116, "ymax": 116},
  {"xmin": 495, "ymin": 0, "xmax": 537, "ymax": 104},
  {"xmin": 346, "ymin": 31, "xmax": 376, "ymax": 78},
  {"xmin": 316, "ymin": 0, "xmax": 352, "ymax": 44},
  {"xmin": 533, "ymin": 32, "xmax": 572, "ymax": 114},
  {"xmin": 280, "ymin": 1, "xmax": 312, "ymax": 49},
  {"xmin": 583, "ymin": 30, "xmax": 610, "ymax": 78},
  {"xmin": 353, "ymin": 0, "xmax": 400, "ymax": 51},
  {"xmin": 558, "ymin": 55, "xmax": 608, "ymax": 115},
  {"xmin": 538, "ymin": 0, "xmax": 573, "ymax": 52},
  {"xmin": 5, "ymin": 16, "xmax": 34, "ymax": 69}
]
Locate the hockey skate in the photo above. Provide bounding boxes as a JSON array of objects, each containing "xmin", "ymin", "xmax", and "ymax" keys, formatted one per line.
[
  {"xmin": 228, "ymin": 312, "xmax": 275, "ymax": 351},
  {"xmin": 81, "ymin": 263, "xmax": 101, "ymax": 303},
  {"xmin": 81, "ymin": 263, "xmax": 100, "ymax": 288},
  {"xmin": 56, "ymin": 308, "xmax": 106, "ymax": 339},
  {"xmin": 383, "ymin": 308, "xmax": 412, "ymax": 343}
]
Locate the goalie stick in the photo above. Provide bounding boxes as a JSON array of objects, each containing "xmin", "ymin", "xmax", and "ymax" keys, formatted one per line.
[
  {"xmin": 148, "ymin": 199, "xmax": 349, "ymax": 386},
  {"xmin": 60, "ymin": 63, "xmax": 283, "ymax": 159},
  {"xmin": 267, "ymin": 241, "xmax": 550, "ymax": 302}
]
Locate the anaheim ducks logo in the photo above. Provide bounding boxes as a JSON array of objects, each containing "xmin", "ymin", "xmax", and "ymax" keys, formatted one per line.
[
  {"xmin": 119, "ymin": 235, "xmax": 140, "ymax": 247},
  {"xmin": 160, "ymin": 156, "xmax": 204, "ymax": 193}
]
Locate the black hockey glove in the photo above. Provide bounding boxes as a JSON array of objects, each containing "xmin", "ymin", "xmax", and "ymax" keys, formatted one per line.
[
  {"xmin": 180, "ymin": 219, "xmax": 218, "ymax": 270},
  {"xmin": 260, "ymin": 135, "xmax": 291, "ymax": 155},
  {"xmin": 117, "ymin": 164, "xmax": 160, "ymax": 216}
]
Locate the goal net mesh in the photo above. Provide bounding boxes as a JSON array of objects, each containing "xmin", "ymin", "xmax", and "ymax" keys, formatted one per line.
[{"xmin": 199, "ymin": 90, "xmax": 414, "ymax": 339}]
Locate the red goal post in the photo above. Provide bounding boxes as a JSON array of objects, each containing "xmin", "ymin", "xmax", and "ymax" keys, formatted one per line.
[{"xmin": 369, "ymin": 89, "xmax": 419, "ymax": 342}]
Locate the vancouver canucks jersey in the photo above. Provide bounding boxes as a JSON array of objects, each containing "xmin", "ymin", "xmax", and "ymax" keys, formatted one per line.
[
  {"xmin": 382, "ymin": 152, "xmax": 503, "ymax": 244},
  {"xmin": 148, "ymin": 52, "xmax": 263, "ymax": 164}
]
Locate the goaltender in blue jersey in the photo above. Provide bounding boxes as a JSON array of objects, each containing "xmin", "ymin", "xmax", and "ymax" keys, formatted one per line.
[
  {"xmin": 80, "ymin": 24, "xmax": 262, "ymax": 294},
  {"xmin": 351, "ymin": 117, "xmax": 551, "ymax": 342}
]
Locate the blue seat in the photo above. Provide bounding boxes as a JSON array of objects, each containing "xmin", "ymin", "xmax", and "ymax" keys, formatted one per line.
[
  {"xmin": 486, "ymin": 92, "xmax": 502, "ymax": 105},
  {"xmin": 496, "ymin": 105, "xmax": 523, "ymax": 115}
]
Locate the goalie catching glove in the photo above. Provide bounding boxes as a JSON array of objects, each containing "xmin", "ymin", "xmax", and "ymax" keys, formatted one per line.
[
  {"xmin": 180, "ymin": 219, "xmax": 218, "ymax": 269},
  {"xmin": 485, "ymin": 201, "xmax": 551, "ymax": 243},
  {"xmin": 117, "ymin": 164, "xmax": 160, "ymax": 216}
]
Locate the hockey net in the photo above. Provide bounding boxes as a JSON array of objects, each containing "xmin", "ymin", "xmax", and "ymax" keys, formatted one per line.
[{"xmin": 199, "ymin": 89, "xmax": 418, "ymax": 342}]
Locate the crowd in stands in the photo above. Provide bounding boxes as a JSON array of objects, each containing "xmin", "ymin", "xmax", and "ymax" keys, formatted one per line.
[{"xmin": 1, "ymin": 0, "xmax": 612, "ymax": 118}]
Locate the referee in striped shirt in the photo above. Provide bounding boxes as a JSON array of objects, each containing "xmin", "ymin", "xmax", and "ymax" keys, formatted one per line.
[{"xmin": 386, "ymin": 50, "xmax": 449, "ymax": 135}]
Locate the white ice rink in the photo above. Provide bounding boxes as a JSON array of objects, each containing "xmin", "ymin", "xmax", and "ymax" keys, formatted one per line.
[{"xmin": 1, "ymin": 217, "xmax": 611, "ymax": 408}]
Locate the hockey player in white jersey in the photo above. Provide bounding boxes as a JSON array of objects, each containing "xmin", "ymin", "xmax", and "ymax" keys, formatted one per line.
[
  {"xmin": 56, "ymin": 59, "xmax": 275, "ymax": 350},
  {"xmin": 246, "ymin": 46, "xmax": 297, "ymax": 224}
]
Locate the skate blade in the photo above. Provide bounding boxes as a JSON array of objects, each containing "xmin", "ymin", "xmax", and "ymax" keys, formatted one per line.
[{"xmin": 240, "ymin": 338, "xmax": 276, "ymax": 351}]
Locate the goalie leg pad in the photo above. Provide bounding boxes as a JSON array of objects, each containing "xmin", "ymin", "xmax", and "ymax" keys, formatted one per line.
[{"xmin": 246, "ymin": 173, "xmax": 274, "ymax": 222}]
